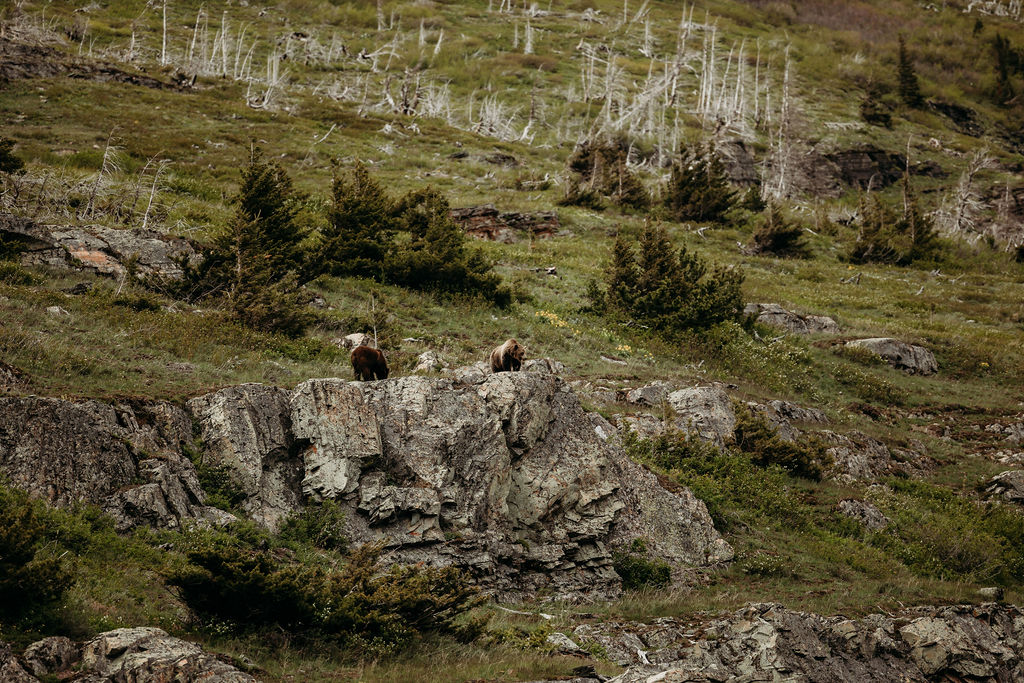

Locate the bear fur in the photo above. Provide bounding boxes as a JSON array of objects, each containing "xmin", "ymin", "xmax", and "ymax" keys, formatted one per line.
[
  {"xmin": 490, "ymin": 338, "xmax": 525, "ymax": 373},
  {"xmin": 351, "ymin": 345, "xmax": 389, "ymax": 381}
]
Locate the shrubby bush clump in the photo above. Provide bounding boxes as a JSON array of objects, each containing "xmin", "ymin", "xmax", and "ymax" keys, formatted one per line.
[
  {"xmin": 168, "ymin": 530, "xmax": 484, "ymax": 654},
  {"xmin": 0, "ymin": 484, "xmax": 76, "ymax": 623},
  {"xmin": 867, "ymin": 480, "xmax": 1024, "ymax": 583},
  {"xmin": 612, "ymin": 538, "xmax": 672, "ymax": 590},
  {"xmin": 623, "ymin": 430, "xmax": 805, "ymax": 531},
  {"xmin": 732, "ymin": 406, "xmax": 829, "ymax": 481},
  {"xmin": 595, "ymin": 223, "xmax": 743, "ymax": 333},
  {"xmin": 385, "ymin": 187, "xmax": 512, "ymax": 306},
  {"xmin": 278, "ymin": 500, "xmax": 348, "ymax": 552}
]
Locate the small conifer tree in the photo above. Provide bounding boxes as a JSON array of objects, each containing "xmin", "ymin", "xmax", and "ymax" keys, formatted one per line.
[
  {"xmin": 750, "ymin": 203, "xmax": 808, "ymax": 258},
  {"xmin": 200, "ymin": 148, "xmax": 312, "ymax": 335},
  {"xmin": 605, "ymin": 235, "xmax": 639, "ymax": 313},
  {"xmin": 317, "ymin": 161, "xmax": 394, "ymax": 280},
  {"xmin": 562, "ymin": 137, "xmax": 649, "ymax": 211},
  {"xmin": 860, "ymin": 83, "xmax": 893, "ymax": 127},
  {"xmin": 0, "ymin": 137, "xmax": 24, "ymax": 176},
  {"xmin": 387, "ymin": 187, "xmax": 510, "ymax": 305},
  {"xmin": 897, "ymin": 34, "xmax": 924, "ymax": 108},
  {"xmin": 601, "ymin": 223, "xmax": 743, "ymax": 332},
  {"xmin": 663, "ymin": 144, "xmax": 736, "ymax": 223},
  {"xmin": 849, "ymin": 176, "xmax": 938, "ymax": 266}
]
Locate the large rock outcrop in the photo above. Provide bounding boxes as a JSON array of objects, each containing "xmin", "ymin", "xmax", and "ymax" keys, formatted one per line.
[
  {"xmin": 0, "ymin": 397, "xmax": 231, "ymax": 531},
  {"xmin": 579, "ymin": 603, "xmax": 1024, "ymax": 682},
  {"xmin": 8, "ymin": 628, "xmax": 254, "ymax": 682},
  {"xmin": 190, "ymin": 372, "xmax": 732, "ymax": 598},
  {"xmin": 1, "ymin": 213, "xmax": 198, "ymax": 280}
]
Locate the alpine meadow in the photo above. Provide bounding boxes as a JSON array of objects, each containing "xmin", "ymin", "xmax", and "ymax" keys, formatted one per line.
[{"xmin": 3, "ymin": 0, "xmax": 1024, "ymax": 681}]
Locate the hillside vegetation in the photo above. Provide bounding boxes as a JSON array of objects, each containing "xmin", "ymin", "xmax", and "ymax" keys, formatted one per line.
[{"xmin": 2, "ymin": 0, "xmax": 1024, "ymax": 680}]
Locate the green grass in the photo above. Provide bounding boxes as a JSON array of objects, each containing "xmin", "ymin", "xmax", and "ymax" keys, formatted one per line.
[{"xmin": 3, "ymin": 0, "xmax": 1024, "ymax": 679}]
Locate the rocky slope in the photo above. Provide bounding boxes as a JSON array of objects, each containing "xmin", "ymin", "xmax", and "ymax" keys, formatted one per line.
[
  {"xmin": 580, "ymin": 602, "xmax": 1024, "ymax": 683},
  {"xmin": 2, "ymin": 628, "xmax": 255, "ymax": 682},
  {"xmin": 0, "ymin": 369, "xmax": 733, "ymax": 600}
]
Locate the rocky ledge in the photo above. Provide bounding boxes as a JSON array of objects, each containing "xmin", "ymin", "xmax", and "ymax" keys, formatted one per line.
[
  {"xmin": 1, "ymin": 212, "xmax": 198, "ymax": 280},
  {"xmin": 0, "ymin": 371, "xmax": 732, "ymax": 600},
  {"xmin": 574, "ymin": 602, "xmax": 1024, "ymax": 682},
  {"xmin": 3, "ymin": 628, "xmax": 254, "ymax": 682}
]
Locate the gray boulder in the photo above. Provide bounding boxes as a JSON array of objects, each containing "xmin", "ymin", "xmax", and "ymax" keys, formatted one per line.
[
  {"xmin": 749, "ymin": 399, "xmax": 828, "ymax": 442},
  {"xmin": 21, "ymin": 637, "xmax": 78, "ymax": 678},
  {"xmin": 745, "ymin": 303, "xmax": 840, "ymax": 335},
  {"xmin": 0, "ymin": 641, "xmax": 37, "ymax": 683},
  {"xmin": 667, "ymin": 386, "xmax": 736, "ymax": 448},
  {"xmin": 625, "ymin": 381, "xmax": 675, "ymax": 407},
  {"xmin": 985, "ymin": 470, "xmax": 1024, "ymax": 505},
  {"xmin": 522, "ymin": 357, "xmax": 568, "ymax": 374},
  {"xmin": 845, "ymin": 338, "xmax": 938, "ymax": 374},
  {"xmin": 1000, "ymin": 422, "xmax": 1024, "ymax": 445},
  {"xmin": 837, "ymin": 499, "xmax": 890, "ymax": 531},
  {"xmin": 79, "ymin": 627, "xmax": 254, "ymax": 682},
  {"xmin": 614, "ymin": 413, "xmax": 665, "ymax": 441},
  {"xmin": 187, "ymin": 384, "xmax": 300, "ymax": 532},
  {"xmin": 337, "ymin": 332, "xmax": 372, "ymax": 350},
  {"xmin": 412, "ymin": 350, "xmax": 448, "ymax": 373}
]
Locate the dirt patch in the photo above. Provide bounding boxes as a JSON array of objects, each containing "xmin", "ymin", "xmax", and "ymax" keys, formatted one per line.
[{"xmin": 0, "ymin": 40, "xmax": 183, "ymax": 91}]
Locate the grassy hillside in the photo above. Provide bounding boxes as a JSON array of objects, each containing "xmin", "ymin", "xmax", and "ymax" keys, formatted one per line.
[{"xmin": 3, "ymin": 0, "xmax": 1024, "ymax": 680}]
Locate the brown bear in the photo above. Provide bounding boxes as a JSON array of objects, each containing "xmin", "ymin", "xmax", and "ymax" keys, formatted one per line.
[
  {"xmin": 490, "ymin": 338, "xmax": 525, "ymax": 373},
  {"xmin": 351, "ymin": 345, "xmax": 389, "ymax": 381}
]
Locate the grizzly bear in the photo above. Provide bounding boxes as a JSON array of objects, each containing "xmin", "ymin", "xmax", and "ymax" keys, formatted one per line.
[
  {"xmin": 351, "ymin": 345, "xmax": 389, "ymax": 381},
  {"xmin": 490, "ymin": 338, "xmax": 525, "ymax": 373}
]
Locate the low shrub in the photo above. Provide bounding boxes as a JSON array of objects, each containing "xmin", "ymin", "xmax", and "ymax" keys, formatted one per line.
[
  {"xmin": 624, "ymin": 431, "xmax": 805, "ymax": 531},
  {"xmin": 279, "ymin": 500, "xmax": 348, "ymax": 552},
  {"xmin": 732, "ymin": 406, "xmax": 828, "ymax": 481},
  {"xmin": 0, "ymin": 484, "xmax": 76, "ymax": 622},
  {"xmin": 613, "ymin": 538, "xmax": 672, "ymax": 590},
  {"xmin": 869, "ymin": 480, "xmax": 1024, "ymax": 583},
  {"xmin": 168, "ymin": 532, "xmax": 484, "ymax": 655},
  {"xmin": 0, "ymin": 261, "xmax": 39, "ymax": 285}
]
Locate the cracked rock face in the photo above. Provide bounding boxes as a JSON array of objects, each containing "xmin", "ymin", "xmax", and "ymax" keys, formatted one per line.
[
  {"xmin": 583, "ymin": 603, "xmax": 1024, "ymax": 682},
  {"xmin": 984, "ymin": 470, "xmax": 1024, "ymax": 505},
  {"xmin": 837, "ymin": 498, "xmax": 890, "ymax": 531},
  {"xmin": 0, "ymin": 397, "xmax": 230, "ymax": 531},
  {"xmin": 187, "ymin": 384, "xmax": 301, "ymax": 532},
  {"xmin": 821, "ymin": 429, "xmax": 929, "ymax": 482},
  {"xmin": 189, "ymin": 372, "xmax": 731, "ymax": 598}
]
